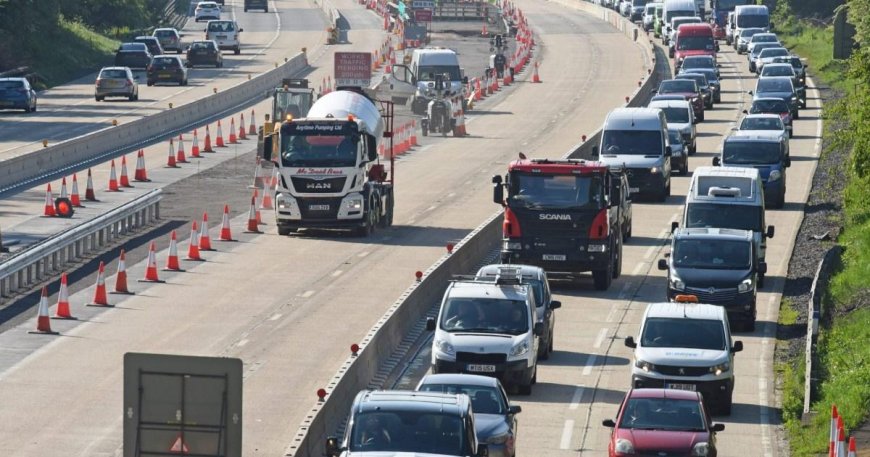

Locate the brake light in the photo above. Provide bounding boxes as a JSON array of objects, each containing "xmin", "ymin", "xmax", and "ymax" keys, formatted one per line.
[
  {"xmin": 125, "ymin": 79, "xmax": 133, "ymax": 86},
  {"xmin": 588, "ymin": 209, "xmax": 609, "ymax": 240},
  {"xmin": 503, "ymin": 207, "xmax": 522, "ymax": 237}
]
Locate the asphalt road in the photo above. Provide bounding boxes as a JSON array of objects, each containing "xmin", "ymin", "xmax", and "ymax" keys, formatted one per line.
[{"xmin": 0, "ymin": 1, "xmax": 647, "ymax": 456}]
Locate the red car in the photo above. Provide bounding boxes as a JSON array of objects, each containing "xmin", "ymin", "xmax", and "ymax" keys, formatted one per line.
[{"xmin": 602, "ymin": 388, "xmax": 725, "ymax": 457}]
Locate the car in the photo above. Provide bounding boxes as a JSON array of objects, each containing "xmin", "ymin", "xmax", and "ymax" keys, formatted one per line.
[
  {"xmin": 147, "ymin": 55, "xmax": 189, "ymax": 86},
  {"xmin": 648, "ymin": 99, "xmax": 696, "ymax": 154},
  {"xmin": 416, "ymin": 374, "xmax": 521, "ymax": 457},
  {"xmin": 759, "ymin": 62, "xmax": 806, "ymax": 107},
  {"xmin": 654, "ymin": 79, "xmax": 704, "ymax": 121},
  {"xmin": 476, "ymin": 264, "xmax": 560, "ymax": 360},
  {"xmin": 603, "ymin": 388, "xmax": 726, "ymax": 456},
  {"xmin": 195, "ymin": 1, "xmax": 221, "ymax": 21},
  {"xmin": 746, "ymin": 97, "xmax": 794, "ymax": 136},
  {"xmin": 755, "ymin": 47, "xmax": 790, "ymax": 74},
  {"xmin": 114, "ymin": 42, "xmax": 152, "ymax": 69},
  {"xmin": 715, "ymin": 132, "xmax": 790, "ymax": 208},
  {"xmin": 679, "ymin": 54, "xmax": 719, "ymax": 78},
  {"xmin": 244, "ymin": 0, "xmax": 269, "ymax": 11},
  {"xmin": 737, "ymin": 113, "xmax": 791, "ymax": 146},
  {"xmin": 680, "ymin": 67, "xmax": 721, "ymax": 103},
  {"xmin": 133, "ymin": 36, "xmax": 164, "ymax": 57},
  {"xmin": 675, "ymin": 72, "xmax": 713, "ymax": 108},
  {"xmin": 772, "ymin": 54, "xmax": 808, "ymax": 89},
  {"xmin": 668, "ymin": 128, "xmax": 689, "ymax": 175},
  {"xmin": 153, "ymin": 28, "xmax": 183, "ymax": 54},
  {"xmin": 205, "ymin": 20, "xmax": 243, "ymax": 54},
  {"xmin": 94, "ymin": 66, "xmax": 138, "ymax": 101},
  {"xmin": 747, "ymin": 42, "xmax": 780, "ymax": 72},
  {"xmin": 746, "ymin": 32, "xmax": 779, "ymax": 55},
  {"xmin": 629, "ymin": 0, "xmax": 647, "ymax": 21},
  {"xmin": 734, "ymin": 27, "xmax": 765, "ymax": 53},
  {"xmin": 186, "ymin": 40, "xmax": 223, "ymax": 68},
  {"xmin": 750, "ymin": 76, "xmax": 799, "ymax": 119},
  {"xmin": 0, "ymin": 77, "xmax": 37, "ymax": 112},
  {"xmin": 619, "ymin": 0, "xmax": 632, "ymax": 17}
]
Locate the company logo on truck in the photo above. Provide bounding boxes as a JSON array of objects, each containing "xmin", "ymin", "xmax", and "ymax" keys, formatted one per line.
[
  {"xmin": 306, "ymin": 182, "xmax": 333, "ymax": 190},
  {"xmin": 296, "ymin": 168, "xmax": 344, "ymax": 175},
  {"xmin": 539, "ymin": 214, "xmax": 572, "ymax": 221}
]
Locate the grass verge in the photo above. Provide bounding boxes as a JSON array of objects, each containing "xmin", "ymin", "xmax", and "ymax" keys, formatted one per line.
[{"xmin": 25, "ymin": 18, "xmax": 119, "ymax": 88}]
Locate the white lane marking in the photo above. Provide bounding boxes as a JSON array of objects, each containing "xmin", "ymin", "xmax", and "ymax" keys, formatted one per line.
[
  {"xmin": 237, "ymin": 338, "xmax": 249, "ymax": 347},
  {"xmin": 358, "ymin": 251, "xmax": 370, "ymax": 258},
  {"xmin": 560, "ymin": 420, "xmax": 574, "ymax": 450},
  {"xmin": 269, "ymin": 313, "xmax": 282, "ymax": 321},
  {"xmin": 447, "ymin": 192, "xmax": 456, "ymax": 198},
  {"xmin": 331, "ymin": 269, "xmax": 343, "ymax": 277},
  {"xmin": 426, "ymin": 205, "xmax": 438, "ymax": 212},
  {"xmin": 605, "ymin": 304, "xmax": 618, "ymax": 323},
  {"xmin": 631, "ymin": 262, "xmax": 644, "ymax": 276},
  {"xmin": 643, "ymin": 245, "xmax": 657, "ymax": 260},
  {"xmin": 618, "ymin": 281, "xmax": 632, "ymax": 300},
  {"xmin": 569, "ymin": 386, "xmax": 585, "ymax": 410},
  {"xmin": 759, "ymin": 338, "xmax": 773, "ymax": 456},
  {"xmin": 299, "ymin": 290, "xmax": 315, "ymax": 298},
  {"xmin": 582, "ymin": 354, "xmax": 597, "ymax": 376},
  {"xmin": 593, "ymin": 328, "xmax": 608, "ymax": 349},
  {"xmin": 657, "ymin": 228, "xmax": 668, "ymax": 240}
]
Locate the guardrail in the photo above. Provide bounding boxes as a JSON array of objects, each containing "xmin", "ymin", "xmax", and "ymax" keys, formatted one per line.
[
  {"xmin": 0, "ymin": 190, "xmax": 162, "ymax": 301},
  {"xmin": 0, "ymin": 52, "xmax": 310, "ymax": 199}
]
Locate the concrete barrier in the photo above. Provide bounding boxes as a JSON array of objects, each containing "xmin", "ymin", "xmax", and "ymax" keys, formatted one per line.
[{"xmin": 0, "ymin": 52, "xmax": 310, "ymax": 198}]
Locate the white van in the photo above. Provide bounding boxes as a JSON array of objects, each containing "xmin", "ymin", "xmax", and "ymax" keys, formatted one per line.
[
  {"xmin": 661, "ymin": 0, "xmax": 698, "ymax": 36},
  {"xmin": 205, "ymin": 20, "xmax": 243, "ymax": 54},
  {"xmin": 385, "ymin": 48, "xmax": 468, "ymax": 115},
  {"xmin": 733, "ymin": 5, "xmax": 770, "ymax": 41},
  {"xmin": 593, "ymin": 107, "xmax": 672, "ymax": 202}
]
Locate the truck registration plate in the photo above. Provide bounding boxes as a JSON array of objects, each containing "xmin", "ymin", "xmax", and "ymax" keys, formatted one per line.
[
  {"xmin": 543, "ymin": 254, "xmax": 566, "ymax": 261},
  {"xmin": 309, "ymin": 204, "xmax": 330, "ymax": 211},
  {"xmin": 666, "ymin": 383, "xmax": 696, "ymax": 391},
  {"xmin": 467, "ymin": 364, "xmax": 496, "ymax": 373}
]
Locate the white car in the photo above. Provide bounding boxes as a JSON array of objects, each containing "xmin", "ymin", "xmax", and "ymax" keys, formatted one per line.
[
  {"xmin": 737, "ymin": 114, "xmax": 791, "ymax": 144},
  {"xmin": 642, "ymin": 2, "xmax": 661, "ymax": 31},
  {"xmin": 195, "ymin": 1, "xmax": 221, "ymax": 22},
  {"xmin": 205, "ymin": 20, "xmax": 243, "ymax": 55},
  {"xmin": 746, "ymin": 32, "xmax": 779, "ymax": 55},
  {"xmin": 734, "ymin": 27, "xmax": 765, "ymax": 53},
  {"xmin": 755, "ymin": 47, "xmax": 790, "ymax": 74},
  {"xmin": 619, "ymin": 1, "xmax": 632, "ymax": 17}
]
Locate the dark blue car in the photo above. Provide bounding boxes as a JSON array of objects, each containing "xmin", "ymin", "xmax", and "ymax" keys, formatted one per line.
[
  {"xmin": 714, "ymin": 132, "xmax": 790, "ymax": 208},
  {"xmin": 0, "ymin": 77, "xmax": 38, "ymax": 113}
]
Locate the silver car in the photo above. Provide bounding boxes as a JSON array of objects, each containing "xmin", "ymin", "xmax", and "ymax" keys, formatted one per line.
[{"xmin": 95, "ymin": 66, "xmax": 138, "ymax": 101}]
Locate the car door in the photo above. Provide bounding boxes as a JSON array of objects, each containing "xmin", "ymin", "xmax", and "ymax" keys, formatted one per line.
[{"xmin": 378, "ymin": 64, "xmax": 418, "ymax": 105}]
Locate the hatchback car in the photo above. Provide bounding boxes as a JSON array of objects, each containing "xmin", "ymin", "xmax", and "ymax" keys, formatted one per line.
[
  {"xmin": 746, "ymin": 98, "xmax": 794, "ymax": 138},
  {"xmin": 147, "ymin": 55, "xmax": 189, "ymax": 86},
  {"xmin": 0, "ymin": 77, "xmax": 37, "ymax": 112},
  {"xmin": 755, "ymin": 47, "xmax": 790, "ymax": 74},
  {"xmin": 95, "ymin": 67, "xmax": 138, "ymax": 101},
  {"xmin": 195, "ymin": 1, "xmax": 222, "ymax": 21},
  {"xmin": 679, "ymin": 55, "xmax": 719, "ymax": 78},
  {"xmin": 668, "ymin": 128, "xmax": 689, "ymax": 175},
  {"xmin": 417, "ymin": 374, "xmax": 521, "ymax": 457},
  {"xmin": 153, "ymin": 28, "xmax": 183, "ymax": 54},
  {"xmin": 734, "ymin": 27, "xmax": 764, "ymax": 53},
  {"xmin": 133, "ymin": 36, "xmax": 164, "ymax": 57},
  {"xmin": 654, "ymin": 79, "xmax": 705, "ymax": 121},
  {"xmin": 675, "ymin": 72, "xmax": 713, "ymax": 109},
  {"xmin": 747, "ymin": 43, "xmax": 780, "ymax": 73},
  {"xmin": 772, "ymin": 54, "xmax": 808, "ymax": 88},
  {"xmin": 115, "ymin": 42, "xmax": 152, "ymax": 69},
  {"xmin": 746, "ymin": 32, "xmax": 779, "ymax": 55},
  {"xmin": 603, "ymin": 388, "xmax": 725, "ymax": 456},
  {"xmin": 751, "ymin": 76, "xmax": 799, "ymax": 119},
  {"xmin": 186, "ymin": 40, "xmax": 223, "ymax": 68},
  {"xmin": 680, "ymin": 67, "xmax": 721, "ymax": 103},
  {"xmin": 738, "ymin": 113, "xmax": 791, "ymax": 144}
]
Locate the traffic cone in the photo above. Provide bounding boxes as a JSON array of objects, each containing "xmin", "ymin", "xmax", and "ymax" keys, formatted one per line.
[
  {"xmin": 70, "ymin": 174, "xmax": 83, "ymax": 207},
  {"xmin": 139, "ymin": 241, "xmax": 164, "ymax": 283},
  {"xmin": 250, "ymin": 160, "xmax": 264, "ymax": 189},
  {"xmin": 191, "ymin": 129, "xmax": 201, "ymax": 157},
  {"xmin": 203, "ymin": 125, "xmax": 215, "ymax": 152},
  {"xmin": 229, "ymin": 118, "xmax": 238, "ymax": 144},
  {"xmin": 482, "ymin": 23, "xmax": 488, "ymax": 36},
  {"xmin": 52, "ymin": 272, "xmax": 76, "ymax": 320},
  {"xmin": 270, "ymin": 166, "xmax": 279, "ymax": 189},
  {"xmin": 108, "ymin": 160, "xmax": 120, "ymax": 191},
  {"xmin": 111, "ymin": 249, "xmax": 133, "ymax": 294},
  {"xmin": 219, "ymin": 205, "xmax": 235, "ymax": 241},
  {"xmin": 454, "ymin": 109, "xmax": 466, "ymax": 137},
  {"xmin": 134, "ymin": 150, "xmax": 150, "ymax": 182},
  {"xmin": 59, "ymin": 177, "xmax": 69, "ymax": 199},
  {"xmin": 410, "ymin": 119, "xmax": 418, "ymax": 146},
  {"xmin": 249, "ymin": 109, "xmax": 257, "ymax": 136},
  {"xmin": 216, "ymin": 120, "xmax": 226, "ymax": 147},
  {"xmin": 166, "ymin": 138, "xmax": 178, "ymax": 168},
  {"xmin": 164, "ymin": 230, "xmax": 184, "ymax": 271},
  {"xmin": 43, "ymin": 184, "xmax": 56, "ymax": 217},
  {"xmin": 254, "ymin": 189, "xmax": 264, "ymax": 225},
  {"xmin": 246, "ymin": 196, "xmax": 262, "ymax": 233},
  {"xmin": 239, "ymin": 113, "xmax": 247, "ymax": 140},
  {"xmin": 85, "ymin": 168, "xmax": 98, "ymax": 201},
  {"xmin": 28, "ymin": 287, "xmax": 58, "ymax": 335},
  {"xmin": 187, "ymin": 221, "xmax": 203, "ymax": 261},
  {"xmin": 200, "ymin": 212, "xmax": 214, "ymax": 251},
  {"xmin": 86, "ymin": 261, "xmax": 111, "ymax": 307},
  {"xmin": 176, "ymin": 134, "xmax": 188, "ymax": 163},
  {"xmin": 532, "ymin": 61, "xmax": 541, "ymax": 83},
  {"xmin": 261, "ymin": 186, "xmax": 273, "ymax": 209},
  {"xmin": 120, "ymin": 156, "xmax": 133, "ymax": 187}
]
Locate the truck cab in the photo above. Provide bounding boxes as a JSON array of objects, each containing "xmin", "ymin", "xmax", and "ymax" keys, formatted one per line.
[{"xmin": 492, "ymin": 159, "xmax": 623, "ymax": 290}]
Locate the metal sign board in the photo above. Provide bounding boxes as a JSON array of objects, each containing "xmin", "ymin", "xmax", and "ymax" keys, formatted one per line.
[
  {"xmin": 412, "ymin": 0, "xmax": 435, "ymax": 9},
  {"xmin": 334, "ymin": 52, "xmax": 373, "ymax": 88},
  {"xmin": 123, "ymin": 353, "xmax": 243, "ymax": 457},
  {"xmin": 414, "ymin": 9, "xmax": 433, "ymax": 22}
]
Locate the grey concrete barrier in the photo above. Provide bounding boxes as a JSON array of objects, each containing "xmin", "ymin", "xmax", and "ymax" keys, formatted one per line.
[
  {"xmin": 284, "ymin": 212, "xmax": 501, "ymax": 457},
  {"xmin": 0, "ymin": 52, "xmax": 310, "ymax": 198}
]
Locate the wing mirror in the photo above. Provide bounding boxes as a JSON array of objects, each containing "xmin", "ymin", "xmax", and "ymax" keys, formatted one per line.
[
  {"xmin": 671, "ymin": 221, "xmax": 679, "ymax": 232},
  {"xmin": 657, "ymin": 259, "xmax": 668, "ymax": 270},
  {"xmin": 550, "ymin": 300, "xmax": 562, "ymax": 309},
  {"xmin": 731, "ymin": 341, "xmax": 744, "ymax": 353},
  {"xmin": 426, "ymin": 317, "xmax": 436, "ymax": 331},
  {"xmin": 758, "ymin": 262, "xmax": 768, "ymax": 275},
  {"xmin": 664, "ymin": 145, "xmax": 672, "ymax": 157},
  {"xmin": 508, "ymin": 405, "xmax": 523, "ymax": 414},
  {"xmin": 492, "ymin": 175, "xmax": 504, "ymax": 205},
  {"xmin": 533, "ymin": 322, "xmax": 545, "ymax": 336},
  {"xmin": 591, "ymin": 145, "xmax": 600, "ymax": 158},
  {"xmin": 766, "ymin": 225, "xmax": 775, "ymax": 238},
  {"xmin": 712, "ymin": 423, "xmax": 726, "ymax": 432},
  {"xmin": 602, "ymin": 419, "xmax": 616, "ymax": 428},
  {"xmin": 624, "ymin": 336, "xmax": 637, "ymax": 348},
  {"xmin": 713, "ymin": 156, "xmax": 721, "ymax": 166}
]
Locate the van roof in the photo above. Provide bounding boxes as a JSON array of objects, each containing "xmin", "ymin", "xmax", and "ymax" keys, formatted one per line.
[
  {"xmin": 735, "ymin": 5, "xmax": 768, "ymax": 14},
  {"xmin": 663, "ymin": 0, "xmax": 696, "ymax": 8},
  {"xmin": 673, "ymin": 227, "xmax": 753, "ymax": 241},
  {"xmin": 605, "ymin": 108, "xmax": 666, "ymax": 128},
  {"xmin": 448, "ymin": 280, "xmax": 530, "ymax": 301},
  {"xmin": 355, "ymin": 390, "xmax": 470, "ymax": 415},
  {"xmin": 644, "ymin": 302, "xmax": 727, "ymax": 321},
  {"xmin": 690, "ymin": 166, "xmax": 760, "ymax": 200},
  {"xmin": 677, "ymin": 23, "xmax": 713, "ymax": 34}
]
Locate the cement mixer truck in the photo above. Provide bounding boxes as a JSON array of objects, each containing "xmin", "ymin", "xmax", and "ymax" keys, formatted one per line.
[{"xmin": 268, "ymin": 88, "xmax": 395, "ymax": 236}]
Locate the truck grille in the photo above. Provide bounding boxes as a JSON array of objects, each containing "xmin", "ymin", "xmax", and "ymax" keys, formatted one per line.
[
  {"xmin": 685, "ymin": 286, "xmax": 739, "ymax": 304},
  {"xmin": 290, "ymin": 176, "xmax": 346, "ymax": 194},
  {"xmin": 296, "ymin": 197, "xmax": 343, "ymax": 220},
  {"xmin": 654, "ymin": 365, "xmax": 710, "ymax": 376},
  {"xmin": 456, "ymin": 352, "xmax": 506, "ymax": 364}
]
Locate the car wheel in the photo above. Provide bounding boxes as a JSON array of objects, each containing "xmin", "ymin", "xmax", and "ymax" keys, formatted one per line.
[
  {"xmin": 689, "ymin": 144, "xmax": 697, "ymax": 155},
  {"xmin": 539, "ymin": 342, "xmax": 550, "ymax": 360},
  {"xmin": 793, "ymin": 110, "xmax": 800, "ymax": 120},
  {"xmin": 681, "ymin": 160, "xmax": 689, "ymax": 175},
  {"xmin": 698, "ymin": 110, "xmax": 705, "ymax": 122},
  {"xmin": 719, "ymin": 396, "xmax": 733, "ymax": 416},
  {"xmin": 95, "ymin": 96, "xmax": 103, "ymax": 102},
  {"xmin": 128, "ymin": 94, "xmax": 135, "ymax": 101},
  {"xmin": 234, "ymin": 47, "xmax": 240, "ymax": 55},
  {"xmin": 147, "ymin": 81, "xmax": 153, "ymax": 86},
  {"xmin": 789, "ymin": 129, "xmax": 794, "ymax": 138}
]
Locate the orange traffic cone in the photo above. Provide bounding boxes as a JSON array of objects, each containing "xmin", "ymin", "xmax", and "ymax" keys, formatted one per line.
[
  {"xmin": 200, "ymin": 212, "xmax": 214, "ymax": 251},
  {"xmin": 52, "ymin": 272, "xmax": 76, "ymax": 320},
  {"xmin": 270, "ymin": 166, "xmax": 279, "ymax": 189},
  {"xmin": 239, "ymin": 113, "xmax": 247, "ymax": 140},
  {"xmin": 164, "ymin": 230, "xmax": 184, "ymax": 271},
  {"xmin": 250, "ymin": 160, "xmax": 264, "ymax": 189},
  {"xmin": 108, "ymin": 159, "xmax": 121, "ymax": 191},
  {"xmin": 203, "ymin": 125, "xmax": 215, "ymax": 152},
  {"xmin": 139, "ymin": 241, "xmax": 164, "ymax": 283},
  {"xmin": 85, "ymin": 168, "xmax": 98, "ymax": 201},
  {"xmin": 191, "ymin": 129, "xmax": 201, "ymax": 157},
  {"xmin": 229, "ymin": 118, "xmax": 238, "ymax": 144},
  {"xmin": 86, "ymin": 261, "xmax": 111, "ymax": 307},
  {"xmin": 482, "ymin": 23, "xmax": 488, "ymax": 36},
  {"xmin": 410, "ymin": 119, "xmax": 418, "ymax": 146},
  {"xmin": 249, "ymin": 109, "xmax": 257, "ymax": 135},
  {"xmin": 176, "ymin": 134, "xmax": 188, "ymax": 163},
  {"xmin": 216, "ymin": 121, "xmax": 226, "ymax": 147},
  {"xmin": 219, "ymin": 205, "xmax": 235, "ymax": 241},
  {"xmin": 70, "ymin": 174, "xmax": 83, "ymax": 207},
  {"xmin": 134, "ymin": 150, "xmax": 150, "ymax": 182},
  {"xmin": 254, "ymin": 189, "xmax": 264, "ymax": 225},
  {"xmin": 111, "ymin": 249, "xmax": 133, "ymax": 294},
  {"xmin": 28, "ymin": 287, "xmax": 58, "ymax": 335},
  {"xmin": 532, "ymin": 61, "xmax": 541, "ymax": 83},
  {"xmin": 43, "ymin": 184, "xmax": 56, "ymax": 217},
  {"xmin": 120, "ymin": 156, "xmax": 133, "ymax": 187},
  {"xmin": 60, "ymin": 177, "xmax": 69, "ymax": 199},
  {"xmin": 246, "ymin": 196, "xmax": 262, "ymax": 233},
  {"xmin": 187, "ymin": 221, "xmax": 203, "ymax": 261},
  {"xmin": 166, "ymin": 138, "xmax": 178, "ymax": 168},
  {"xmin": 261, "ymin": 186, "xmax": 273, "ymax": 209}
]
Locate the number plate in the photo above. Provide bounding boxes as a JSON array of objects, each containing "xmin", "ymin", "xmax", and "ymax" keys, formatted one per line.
[
  {"xmin": 666, "ymin": 383, "xmax": 697, "ymax": 391},
  {"xmin": 629, "ymin": 187, "xmax": 640, "ymax": 193},
  {"xmin": 309, "ymin": 204, "xmax": 330, "ymax": 211},
  {"xmin": 467, "ymin": 364, "xmax": 496, "ymax": 373},
  {"xmin": 159, "ymin": 74, "xmax": 171, "ymax": 78},
  {"xmin": 543, "ymin": 254, "xmax": 566, "ymax": 261},
  {"xmin": 217, "ymin": 35, "xmax": 227, "ymax": 39}
]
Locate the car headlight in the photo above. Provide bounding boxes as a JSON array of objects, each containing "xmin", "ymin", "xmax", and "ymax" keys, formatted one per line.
[
  {"xmin": 692, "ymin": 442, "xmax": 711, "ymax": 456},
  {"xmin": 635, "ymin": 359, "xmax": 655, "ymax": 372},
  {"xmin": 650, "ymin": 166, "xmax": 660, "ymax": 174},
  {"xmin": 503, "ymin": 240, "xmax": 522, "ymax": 250},
  {"xmin": 487, "ymin": 433, "xmax": 510, "ymax": 445},
  {"xmin": 510, "ymin": 340, "xmax": 530, "ymax": 357},
  {"xmin": 434, "ymin": 339, "xmax": 455, "ymax": 356},
  {"xmin": 769, "ymin": 170, "xmax": 782, "ymax": 181},
  {"xmin": 670, "ymin": 275, "xmax": 685, "ymax": 291},
  {"xmin": 709, "ymin": 362, "xmax": 730, "ymax": 376},
  {"xmin": 588, "ymin": 244, "xmax": 607, "ymax": 252},
  {"xmin": 615, "ymin": 438, "xmax": 635, "ymax": 454},
  {"xmin": 738, "ymin": 278, "xmax": 753, "ymax": 293},
  {"xmin": 791, "ymin": 96, "xmax": 798, "ymax": 101}
]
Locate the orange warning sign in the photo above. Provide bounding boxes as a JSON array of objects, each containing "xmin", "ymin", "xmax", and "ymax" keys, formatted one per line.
[{"xmin": 170, "ymin": 434, "xmax": 190, "ymax": 454}]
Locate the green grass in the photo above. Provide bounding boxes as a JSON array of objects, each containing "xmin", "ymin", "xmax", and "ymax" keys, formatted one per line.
[
  {"xmin": 26, "ymin": 18, "xmax": 120, "ymax": 88},
  {"xmin": 779, "ymin": 298, "xmax": 799, "ymax": 326}
]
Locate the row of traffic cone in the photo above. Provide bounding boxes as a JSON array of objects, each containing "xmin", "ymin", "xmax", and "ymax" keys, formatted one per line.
[{"xmin": 380, "ymin": 119, "xmax": 418, "ymax": 158}]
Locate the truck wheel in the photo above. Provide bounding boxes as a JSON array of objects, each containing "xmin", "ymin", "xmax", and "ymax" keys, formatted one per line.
[
  {"xmin": 592, "ymin": 264, "xmax": 613, "ymax": 291},
  {"xmin": 612, "ymin": 238, "xmax": 622, "ymax": 279},
  {"xmin": 378, "ymin": 193, "xmax": 393, "ymax": 228},
  {"xmin": 277, "ymin": 226, "xmax": 296, "ymax": 236},
  {"xmin": 355, "ymin": 201, "xmax": 377, "ymax": 237}
]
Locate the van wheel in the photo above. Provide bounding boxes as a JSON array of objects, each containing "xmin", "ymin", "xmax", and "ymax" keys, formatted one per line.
[
  {"xmin": 234, "ymin": 47, "xmax": 241, "ymax": 55},
  {"xmin": 719, "ymin": 396, "xmax": 733, "ymax": 416},
  {"xmin": 277, "ymin": 226, "xmax": 296, "ymax": 236},
  {"xmin": 758, "ymin": 273, "xmax": 765, "ymax": 288}
]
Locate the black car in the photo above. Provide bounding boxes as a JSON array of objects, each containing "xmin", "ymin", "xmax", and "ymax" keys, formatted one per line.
[
  {"xmin": 115, "ymin": 43, "xmax": 153, "ymax": 69},
  {"xmin": 147, "ymin": 55, "xmax": 189, "ymax": 86},
  {"xmin": 244, "ymin": 0, "xmax": 268, "ymax": 11},
  {"xmin": 134, "ymin": 36, "xmax": 164, "ymax": 57},
  {"xmin": 186, "ymin": 40, "xmax": 223, "ymax": 68}
]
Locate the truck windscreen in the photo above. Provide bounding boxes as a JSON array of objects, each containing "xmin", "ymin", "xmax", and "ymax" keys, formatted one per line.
[
  {"xmin": 280, "ymin": 126, "xmax": 359, "ymax": 168},
  {"xmin": 686, "ymin": 202, "xmax": 762, "ymax": 232},
  {"xmin": 509, "ymin": 173, "xmax": 603, "ymax": 209},
  {"xmin": 673, "ymin": 239, "xmax": 752, "ymax": 269}
]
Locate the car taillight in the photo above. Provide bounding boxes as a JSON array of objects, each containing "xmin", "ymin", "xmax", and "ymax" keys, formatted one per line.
[
  {"xmin": 147, "ymin": 65, "xmax": 153, "ymax": 72},
  {"xmin": 588, "ymin": 209, "xmax": 609, "ymax": 240},
  {"xmin": 95, "ymin": 79, "xmax": 102, "ymax": 87},
  {"xmin": 125, "ymin": 79, "xmax": 133, "ymax": 86},
  {"xmin": 503, "ymin": 207, "xmax": 522, "ymax": 238}
]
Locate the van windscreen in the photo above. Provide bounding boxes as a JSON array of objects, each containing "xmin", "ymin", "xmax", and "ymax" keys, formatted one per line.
[
  {"xmin": 696, "ymin": 176, "xmax": 753, "ymax": 196},
  {"xmin": 686, "ymin": 202, "xmax": 763, "ymax": 232},
  {"xmin": 417, "ymin": 65, "xmax": 460, "ymax": 81},
  {"xmin": 737, "ymin": 14, "xmax": 769, "ymax": 28},
  {"xmin": 601, "ymin": 130, "xmax": 663, "ymax": 155}
]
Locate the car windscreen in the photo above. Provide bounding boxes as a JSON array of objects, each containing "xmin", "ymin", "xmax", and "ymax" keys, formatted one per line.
[
  {"xmin": 751, "ymin": 34, "xmax": 777, "ymax": 43},
  {"xmin": 417, "ymin": 65, "xmax": 461, "ymax": 81},
  {"xmin": 0, "ymin": 80, "xmax": 25, "ymax": 89},
  {"xmin": 740, "ymin": 117, "xmax": 783, "ymax": 131},
  {"xmin": 673, "ymin": 238, "xmax": 752, "ymax": 269},
  {"xmin": 680, "ymin": 57, "xmax": 714, "ymax": 70},
  {"xmin": 155, "ymin": 30, "xmax": 176, "ymax": 38},
  {"xmin": 759, "ymin": 48, "xmax": 788, "ymax": 59},
  {"xmin": 509, "ymin": 172, "xmax": 604, "ymax": 209},
  {"xmin": 665, "ymin": 10, "xmax": 695, "ymax": 22},
  {"xmin": 619, "ymin": 398, "xmax": 708, "ymax": 431},
  {"xmin": 151, "ymin": 57, "xmax": 179, "ymax": 68},
  {"xmin": 641, "ymin": 317, "xmax": 726, "ymax": 350},
  {"xmin": 190, "ymin": 42, "xmax": 213, "ymax": 51},
  {"xmin": 751, "ymin": 44, "xmax": 777, "ymax": 57},
  {"xmin": 350, "ymin": 411, "xmax": 467, "ymax": 455},
  {"xmin": 668, "ymin": 130, "xmax": 683, "ymax": 145},
  {"xmin": 440, "ymin": 297, "xmax": 529, "ymax": 335},
  {"xmin": 418, "ymin": 384, "xmax": 506, "ymax": 415},
  {"xmin": 757, "ymin": 78, "xmax": 793, "ymax": 93},
  {"xmin": 677, "ymin": 74, "xmax": 708, "ymax": 88},
  {"xmin": 737, "ymin": 14, "xmax": 769, "ymax": 28},
  {"xmin": 686, "ymin": 202, "xmax": 763, "ymax": 232},
  {"xmin": 751, "ymin": 99, "xmax": 789, "ymax": 113},
  {"xmin": 120, "ymin": 43, "xmax": 146, "ymax": 51},
  {"xmin": 660, "ymin": 107, "xmax": 690, "ymax": 123},
  {"xmin": 762, "ymin": 65, "xmax": 795, "ymax": 77},
  {"xmin": 676, "ymin": 35, "xmax": 714, "ymax": 51},
  {"xmin": 724, "ymin": 141, "xmax": 782, "ymax": 165},
  {"xmin": 99, "ymin": 69, "xmax": 128, "ymax": 79},
  {"xmin": 602, "ymin": 130, "xmax": 664, "ymax": 155},
  {"xmin": 660, "ymin": 80, "xmax": 697, "ymax": 93},
  {"xmin": 672, "ymin": 18, "xmax": 700, "ymax": 29},
  {"xmin": 739, "ymin": 28, "xmax": 763, "ymax": 38}
]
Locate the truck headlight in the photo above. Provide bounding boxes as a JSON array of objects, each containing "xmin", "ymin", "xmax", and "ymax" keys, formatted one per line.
[
  {"xmin": 276, "ymin": 193, "xmax": 295, "ymax": 211},
  {"xmin": 769, "ymin": 170, "xmax": 782, "ymax": 181},
  {"xmin": 738, "ymin": 278, "xmax": 753, "ymax": 293},
  {"xmin": 635, "ymin": 359, "xmax": 655, "ymax": 372},
  {"xmin": 692, "ymin": 442, "xmax": 711, "ymax": 456},
  {"xmin": 615, "ymin": 438, "xmax": 635, "ymax": 454},
  {"xmin": 650, "ymin": 166, "xmax": 660, "ymax": 174},
  {"xmin": 670, "ymin": 275, "xmax": 685, "ymax": 291},
  {"xmin": 345, "ymin": 196, "xmax": 364, "ymax": 211},
  {"xmin": 510, "ymin": 340, "xmax": 530, "ymax": 357},
  {"xmin": 434, "ymin": 339, "xmax": 455, "ymax": 357},
  {"xmin": 588, "ymin": 244, "xmax": 607, "ymax": 252},
  {"xmin": 709, "ymin": 362, "xmax": 730, "ymax": 376},
  {"xmin": 503, "ymin": 240, "xmax": 522, "ymax": 250}
]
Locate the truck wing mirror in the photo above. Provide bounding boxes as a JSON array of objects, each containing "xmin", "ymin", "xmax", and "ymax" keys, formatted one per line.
[
  {"xmin": 766, "ymin": 225, "xmax": 775, "ymax": 238},
  {"xmin": 492, "ymin": 176, "xmax": 504, "ymax": 206},
  {"xmin": 624, "ymin": 336, "xmax": 637, "ymax": 348},
  {"xmin": 758, "ymin": 262, "xmax": 768, "ymax": 275},
  {"xmin": 591, "ymin": 145, "xmax": 599, "ymax": 158}
]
